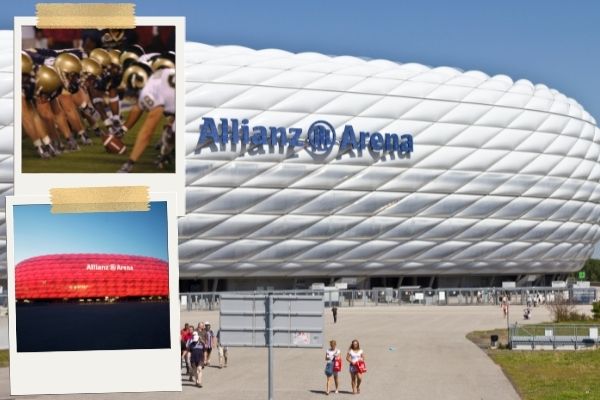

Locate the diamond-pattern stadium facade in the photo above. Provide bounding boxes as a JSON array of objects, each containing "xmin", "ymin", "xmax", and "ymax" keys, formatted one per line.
[{"xmin": 1, "ymin": 32, "xmax": 600, "ymax": 278}]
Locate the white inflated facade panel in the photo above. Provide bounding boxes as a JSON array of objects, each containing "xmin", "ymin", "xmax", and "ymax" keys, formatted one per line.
[{"xmin": 2, "ymin": 31, "xmax": 600, "ymax": 278}]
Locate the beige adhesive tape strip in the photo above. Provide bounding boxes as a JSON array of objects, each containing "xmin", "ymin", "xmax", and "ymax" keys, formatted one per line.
[
  {"xmin": 50, "ymin": 186, "xmax": 149, "ymax": 213},
  {"xmin": 36, "ymin": 3, "xmax": 135, "ymax": 28}
]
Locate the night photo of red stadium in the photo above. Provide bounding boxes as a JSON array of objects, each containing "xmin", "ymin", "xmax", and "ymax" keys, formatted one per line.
[{"xmin": 12, "ymin": 203, "xmax": 171, "ymax": 352}]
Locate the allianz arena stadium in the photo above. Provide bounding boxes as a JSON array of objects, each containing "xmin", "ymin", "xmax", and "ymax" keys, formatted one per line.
[
  {"xmin": 0, "ymin": 32, "xmax": 599, "ymax": 289},
  {"xmin": 15, "ymin": 254, "xmax": 169, "ymax": 300}
]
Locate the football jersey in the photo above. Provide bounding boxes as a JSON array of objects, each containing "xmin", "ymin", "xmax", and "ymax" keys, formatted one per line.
[
  {"xmin": 138, "ymin": 68, "xmax": 175, "ymax": 115},
  {"xmin": 99, "ymin": 29, "xmax": 135, "ymax": 50},
  {"xmin": 22, "ymin": 73, "xmax": 36, "ymax": 101}
]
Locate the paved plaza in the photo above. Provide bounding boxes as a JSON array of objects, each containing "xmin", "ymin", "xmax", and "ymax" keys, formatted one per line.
[{"xmin": 0, "ymin": 305, "xmax": 587, "ymax": 400}]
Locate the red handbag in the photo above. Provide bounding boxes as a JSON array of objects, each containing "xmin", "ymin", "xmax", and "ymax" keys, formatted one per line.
[
  {"xmin": 355, "ymin": 359, "xmax": 367, "ymax": 373},
  {"xmin": 333, "ymin": 357, "xmax": 342, "ymax": 372}
]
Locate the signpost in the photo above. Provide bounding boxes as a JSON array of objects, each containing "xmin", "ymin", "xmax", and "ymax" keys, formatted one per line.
[
  {"xmin": 268, "ymin": 295, "xmax": 274, "ymax": 399},
  {"xmin": 220, "ymin": 293, "xmax": 324, "ymax": 400},
  {"xmin": 579, "ymin": 271, "xmax": 586, "ymax": 280},
  {"xmin": 506, "ymin": 299, "xmax": 510, "ymax": 348}
]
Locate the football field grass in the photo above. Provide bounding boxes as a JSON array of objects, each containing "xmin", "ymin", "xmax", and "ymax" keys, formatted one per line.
[{"xmin": 22, "ymin": 112, "xmax": 175, "ymax": 173}]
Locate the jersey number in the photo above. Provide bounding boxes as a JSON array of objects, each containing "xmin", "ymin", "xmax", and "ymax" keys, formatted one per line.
[{"xmin": 142, "ymin": 95, "xmax": 155, "ymax": 109}]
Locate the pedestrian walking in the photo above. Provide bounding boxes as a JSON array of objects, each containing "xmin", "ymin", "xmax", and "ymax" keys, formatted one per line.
[
  {"xmin": 187, "ymin": 331, "xmax": 205, "ymax": 388},
  {"xmin": 325, "ymin": 340, "xmax": 341, "ymax": 395},
  {"xmin": 181, "ymin": 323, "xmax": 189, "ymax": 337},
  {"xmin": 180, "ymin": 324, "xmax": 193, "ymax": 373},
  {"xmin": 346, "ymin": 339, "xmax": 366, "ymax": 394},
  {"xmin": 332, "ymin": 306, "xmax": 338, "ymax": 323},
  {"xmin": 216, "ymin": 329, "xmax": 228, "ymax": 368},
  {"xmin": 501, "ymin": 295, "xmax": 509, "ymax": 318},
  {"xmin": 204, "ymin": 321, "xmax": 215, "ymax": 365}
]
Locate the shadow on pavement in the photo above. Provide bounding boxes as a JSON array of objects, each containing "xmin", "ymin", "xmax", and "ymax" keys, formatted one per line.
[
  {"xmin": 309, "ymin": 389, "xmax": 354, "ymax": 395},
  {"xmin": 182, "ymin": 382, "xmax": 203, "ymax": 388}
]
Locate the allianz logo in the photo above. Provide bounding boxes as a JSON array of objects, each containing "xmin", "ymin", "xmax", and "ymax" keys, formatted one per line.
[
  {"xmin": 86, "ymin": 264, "xmax": 135, "ymax": 272},
  {"xmin": 197, "ymin": 117, "xmax": 413, "ymax": 155}
]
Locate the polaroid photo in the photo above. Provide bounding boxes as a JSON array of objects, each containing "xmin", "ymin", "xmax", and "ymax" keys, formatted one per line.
[
  {"xmin": 6, "ymin": 193, "xmax": 181, "ymax": 395},
  {"xmin": 14, "ymin": 17, "xmax": 186, "ymax": 215}
]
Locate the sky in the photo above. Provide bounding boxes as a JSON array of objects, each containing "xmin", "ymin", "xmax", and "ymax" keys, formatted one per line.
[
  {"xmin": 13, "ymin": 202, "xmax": 169, "ymax": 263},
  {"xmin": 2, "ymin": 0, "xmax": 598, "ymax": 120}
]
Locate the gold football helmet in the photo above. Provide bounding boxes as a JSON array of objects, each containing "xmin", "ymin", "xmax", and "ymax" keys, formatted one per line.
[
  {"xmin": 35, "ymin": 65, "xmax": 62, "ymax": 96},
  {"xmin": 89, "ymin": 48, "xmax": 111, "ymax": 68},
  {"xmin": 21, "ymin": 52, "xmax": 33, "ymax": 75},
  {"xmin": 108, "ymin": 49, "xmax": 121, "ymax": 66},
  {"xmin": 151, "ymin": 57, "xmax": 175, "ymax": 71},
  {"xmin": 119, "ymin": 50, "xmax": 139, "ymax": 66},
  {"xmin": 54, "ymin": 52, "xmax": 82, "ymax": 75},
  {"xmin": 120, "ymin": 63, "xmax": 150, "ymax": 90},
  {"xmin": 81, "ymin": 58, "xmax": 102, "ymax": 78}
]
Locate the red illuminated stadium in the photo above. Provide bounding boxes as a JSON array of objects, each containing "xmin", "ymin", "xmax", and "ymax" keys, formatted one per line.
[{"xmin": 15, "ymin": 254, "xmax": 168, "ymax": 300}]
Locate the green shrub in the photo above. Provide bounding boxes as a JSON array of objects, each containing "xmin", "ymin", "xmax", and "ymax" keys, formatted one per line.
[{"xmin": 567, "ymin": 310, "xmax": 590, "ymax": 322}]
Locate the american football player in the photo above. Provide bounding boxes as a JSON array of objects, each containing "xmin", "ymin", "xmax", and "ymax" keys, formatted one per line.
[
  {"xmin": 53, "ymin": 52, "xmax": 94, "ymax": 145},
  {"xmin": 78, "ymin": 57, "xmax": 106, "ymax": 136},
  {"xmin": 89, "ymin": 47, "xmax": 124, "ymax": 134},
  {"xmin": 21, "ymin": 51, "xmax": 58, "ymax": 158},
  {"xmin": 25, "ymin": 48, "xmax": 99, "ymax": 145},
  {"xmin": 32, "ymin": 64, "xmax": 80, "ymax": 151},
  {"xmin": 117, "ymin": 59, "xmax": 175, "ymax": 173},
  {"xmin": 82, "ymin": 28, "xmax": 136, "ymax": 53},
  {"xmin": 100, "ymin": 29, "xmax": 136, "ymax": 51}
]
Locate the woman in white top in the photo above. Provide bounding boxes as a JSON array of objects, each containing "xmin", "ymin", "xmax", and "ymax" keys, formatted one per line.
[
  {"xmin": 325, "ymin": 340, "xmax": 341, "ymax": 395},
  {"xmin": 346, "ymin": 339, "xmax": 365, "ymax": 394}
]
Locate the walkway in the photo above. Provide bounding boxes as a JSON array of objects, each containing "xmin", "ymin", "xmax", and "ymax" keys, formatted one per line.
[{"xmin": 0, "ymin": 305, "xmax": 569, "ymax": 399}]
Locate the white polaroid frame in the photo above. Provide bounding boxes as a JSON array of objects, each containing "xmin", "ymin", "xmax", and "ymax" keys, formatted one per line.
[
  {"xmin": 13, "ymin": 17, "xmax": 186, "ymax": 215},
  {"xmin": 6, "ymin": 192, "xmax": 181, "ymax": 395}
]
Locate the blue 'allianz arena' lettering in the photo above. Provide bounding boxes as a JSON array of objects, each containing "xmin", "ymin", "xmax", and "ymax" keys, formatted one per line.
[
  {"xmin": 339, "ymin": 125, "xmax": 413, "ymax": 153},
  {"xmin": 197, "ymin": 117, "xmax": 413, "ymax": 154}
]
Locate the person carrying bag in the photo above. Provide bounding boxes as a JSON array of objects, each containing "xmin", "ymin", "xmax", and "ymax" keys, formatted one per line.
[
  {"xmin": 333, "ymin": 354, "xmax": 342, "ymax": 373},
  {"xmin": 346, "ymin": 339, "xmax": 366, "ymax": 394},
  {"xmin": 355, "ymin": 358, "xmax": 367, "ymax": 374},
  {"xmin": 325, "ymin": 340, "xmax": 341, "ymax": 395}
]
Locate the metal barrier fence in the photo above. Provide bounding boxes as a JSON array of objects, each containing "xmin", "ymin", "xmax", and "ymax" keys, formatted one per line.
[
  {"xmin": 510, "ymin": 323, "xmax": 600, "ymax": 350},
  {"xmin": 179, "ymin": 287, "xmax": 598, "ymax": 311},
  {"xmin": 0, "ymin": 288, "xmax": 594, "ymax": 313}
]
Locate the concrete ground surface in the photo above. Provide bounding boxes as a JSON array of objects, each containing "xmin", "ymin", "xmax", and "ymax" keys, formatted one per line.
[{"xmin": 0, "ymin": 305, "xmax": 590, "ymax": 400}]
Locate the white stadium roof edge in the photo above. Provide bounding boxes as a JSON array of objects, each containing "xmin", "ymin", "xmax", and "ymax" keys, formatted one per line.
[
  {"xmin": 183, "ymin": 41, "xmax": 595, "ymax": 125},
  {"xmin": 1, "ymin": 31, "xmax": 600, "ymax": 280}
]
